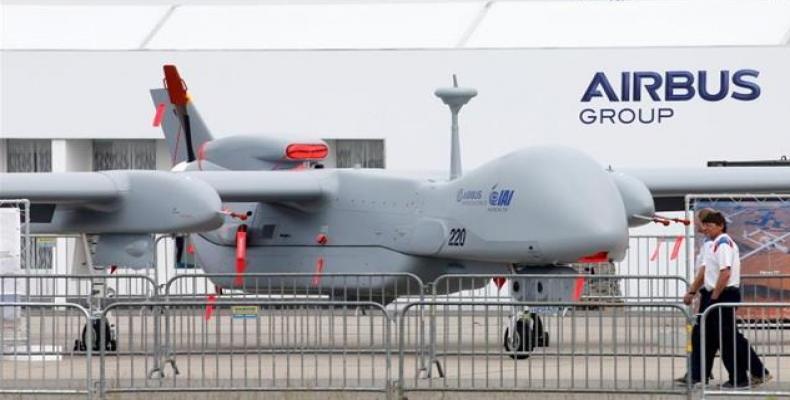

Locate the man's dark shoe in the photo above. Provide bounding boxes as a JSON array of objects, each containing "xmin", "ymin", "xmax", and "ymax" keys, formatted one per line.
[
  {"xmin": 674, "ymin": 375, "xmax": 703, "ymax": 386},
  {"xmin": 674, "ymin": 373, "xmax": 712, "ymax": 386},
  {"xmin": 751, "ymin": 373, "xmax": 772, "ymax": 386},
  {"xmin": 722, "ymin": 380, "xmax": 750, "ymax": 389}
]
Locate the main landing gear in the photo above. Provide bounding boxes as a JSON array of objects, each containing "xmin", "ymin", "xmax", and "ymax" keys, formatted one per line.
[{"xmin": 74, "ymin": 318, "xmax": 117, "ymax": 352}]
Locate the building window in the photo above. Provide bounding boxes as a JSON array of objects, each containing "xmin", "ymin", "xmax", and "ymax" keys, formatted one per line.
[
  {"xmin": 6, "ymin": 139, "xmax": 51, "ymax": 172},
  {"xmin": 325, "ymin": 139, "xmax": 385, "ymax": 168},
  {"xmin": 21, "ymin": 238, "xmax": 54, "ymax": 270},
  {"xmin": 93, "ymin": 140, "xmax": 156, "ymax": 171}
]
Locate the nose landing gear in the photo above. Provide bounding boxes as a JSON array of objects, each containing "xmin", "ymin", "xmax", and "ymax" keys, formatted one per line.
[{"xmin": 503, "ymin": 312, "xmax": 548, "ymax": 359}]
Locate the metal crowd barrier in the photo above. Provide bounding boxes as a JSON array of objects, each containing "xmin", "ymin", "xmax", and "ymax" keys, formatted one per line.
[
  {"xmin": 0, "ymin": 302, "xmax": 93, "ymax": 399},
  {"xmin": 7, "ymin": 297, "xmax": 790, "ymax": 399},
  {"xmin": 700, "ymin": 302, "xmax": 790, "ymax": 399},
  {"xmin": 398, "ymin": 301, "xmax": 692, "ymax": 397},
  {"xmin": 98, "ymin": 300, "xmax": 394, "ymax": 398}
]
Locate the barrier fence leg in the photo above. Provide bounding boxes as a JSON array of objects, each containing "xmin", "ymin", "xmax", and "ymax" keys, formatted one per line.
[
  {"xmin": 149, "ymin": 305, "xmax": 165, "ymax": 379},
  {"xmin": 686, "ymin": 316, "xmax": 694, "ymax": 400}
]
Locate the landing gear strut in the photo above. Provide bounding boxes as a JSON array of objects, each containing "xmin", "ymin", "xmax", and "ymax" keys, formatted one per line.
[
  {"xmin": 503, "ymin": 311, "xmax": 548, "ymax": 359},
  {"xmin": 72, "ymin": 234, "xmax": 119, "ymax": 353}
]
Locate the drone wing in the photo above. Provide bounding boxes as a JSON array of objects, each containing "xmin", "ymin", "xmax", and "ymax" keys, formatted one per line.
[
  {"xmin": 0, "ymin": 171, "xmax": 223, "ymax": 233},
  {"xmin": 0, "ymin": 172, "xmax": 122, "ymax": 204},
  {"xmin": 622, "ymin": 167, "xmax": 790, "ymax": 211}
]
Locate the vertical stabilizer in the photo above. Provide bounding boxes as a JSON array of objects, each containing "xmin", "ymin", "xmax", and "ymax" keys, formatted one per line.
[{"xmin": 151, "ymin": 65, "xmax": 213, "ymax": 166}]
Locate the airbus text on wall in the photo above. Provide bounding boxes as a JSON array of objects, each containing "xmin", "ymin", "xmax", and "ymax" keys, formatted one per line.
[{"xmin": 579, "ymin": 70, "xmax": 761, "ymax": 125}]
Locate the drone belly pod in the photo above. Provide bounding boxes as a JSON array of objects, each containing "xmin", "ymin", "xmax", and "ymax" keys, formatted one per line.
[{"xmin": 610, "ymin": 172, "xmax": 656, "ymax": 228}]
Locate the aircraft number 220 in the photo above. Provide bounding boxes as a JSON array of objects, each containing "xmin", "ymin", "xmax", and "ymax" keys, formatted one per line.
[{"xmin": 448, "ymin": 228, "xmax": 466, "ymax": 247}]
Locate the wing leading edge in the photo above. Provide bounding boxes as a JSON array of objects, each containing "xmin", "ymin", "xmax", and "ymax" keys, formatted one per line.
[
  {"xmin": 0, "ymin": 171, "xmax": 224, "ymax": 233},
  {"xmin": 622, "ymin": 167, "xmax": 790, "ymax": 211}
]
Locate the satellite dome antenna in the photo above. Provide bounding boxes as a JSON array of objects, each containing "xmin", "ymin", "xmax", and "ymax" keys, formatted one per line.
[{"xmin": 435, "ymin": 75, "xmax": 477, "ymax": 180}]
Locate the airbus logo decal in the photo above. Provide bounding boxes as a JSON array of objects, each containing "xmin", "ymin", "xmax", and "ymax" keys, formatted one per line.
[{"xmin": 457, "ymin": 189, "xmax": 483, "ymax": 203}]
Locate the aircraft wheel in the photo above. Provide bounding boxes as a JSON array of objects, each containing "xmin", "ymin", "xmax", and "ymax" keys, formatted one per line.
[
  {"xmin": 81, "ymin": 319, "xmax": 117, "ymax": 352},
  {"xmin": 503, "ymin": 318, "xmax": 536, "ymax": 359},
  {"xmin": 532, "ymin": 314, "xmax": 549, "ymax": 347}
]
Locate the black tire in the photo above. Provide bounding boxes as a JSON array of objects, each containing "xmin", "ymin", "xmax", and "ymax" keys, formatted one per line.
[
  {"xmin": 81, "ymin": 319, "xmax": 115, "ymax": 352},
  {"xmin": 504, "ymin": 318, "xmax": 536, "ymax": 359},
  {"xmin": 540, "ymin": 331, "xmax": 550, "ymax": 347},
  {"xmin": 532, "ymin": 314, "xmax": 548, "ymax": 347}
]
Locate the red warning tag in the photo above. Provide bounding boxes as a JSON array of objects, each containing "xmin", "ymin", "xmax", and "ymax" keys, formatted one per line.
[
  {"xmin": 311, "ymin": 257, "xmax": 325, "ymax": 287},
  {"xmin": 650, "ymin": 240, "xmax": 663, "ymax": 262},
  {"xmin": 234, "ymin": 227, "xmax": 247, "ymax": 287},
  {"xmin": 670, "ymin": 235, "xmax": 684, "ymax": 261},
  {"xmin": 573, "ymin": 277, "xmax": 586, "ymax": 301},
  {"xmin": 204, "ymin": 294, "xmax": 217, "ymax": 321},
  {"xmin": 492, "ymin": 277, "xmax": 506, "ymax": 290},
  {"xmin": 153, "ymin": 103, "xmax": 166, "ymax": 127}
]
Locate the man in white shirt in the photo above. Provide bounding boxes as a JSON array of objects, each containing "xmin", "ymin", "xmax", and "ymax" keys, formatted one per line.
[
  {"xmin": 676, "ymin": 208, "xmax": 715, "ymax": 385},
  {"xmin": 700, "ymin": 211, "xmax": 770, "ymax": 389}
]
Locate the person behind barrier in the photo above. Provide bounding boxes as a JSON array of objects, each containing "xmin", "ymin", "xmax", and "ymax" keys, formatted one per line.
[
  {"xmin": 676, "ymin": 207, "xmax": 715, "ymax": 385},
  {"xmin": 700, "ymin": 211, "xmax": 771, "ymax": 389}
]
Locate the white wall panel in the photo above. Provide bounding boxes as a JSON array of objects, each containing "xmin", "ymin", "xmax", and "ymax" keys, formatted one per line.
[{"xmin": 0, "ymin": 48, "xmax": 788, "ymax": 172}]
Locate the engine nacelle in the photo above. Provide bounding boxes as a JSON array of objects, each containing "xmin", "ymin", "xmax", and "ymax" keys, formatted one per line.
[
  {"xmin": 610, "ymin": 171, "xmax": 655, "ymax": 227},
  {"xmin": 27, "ymin": 171, "xmax": 224, "ymax": 234}
]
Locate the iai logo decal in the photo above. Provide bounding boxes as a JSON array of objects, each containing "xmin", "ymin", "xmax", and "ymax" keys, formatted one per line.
[
  {"xmin": 578, "ymin": 69, "xmax": 761, "ymax": 125},
  {"xmin": 488, "ymin": 184, "xmax": 515, "ymax": 212}
]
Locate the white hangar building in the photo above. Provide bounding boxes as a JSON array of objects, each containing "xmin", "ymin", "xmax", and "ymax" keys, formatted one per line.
[{"xmin": 2, "ymin": 0, "xmax": 789, "ymax": 278}]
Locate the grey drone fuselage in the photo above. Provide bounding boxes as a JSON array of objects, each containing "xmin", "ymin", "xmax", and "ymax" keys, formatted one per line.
[{"xmin": 187, "ymin": 145, "xmax": 649, "ymax": 298}]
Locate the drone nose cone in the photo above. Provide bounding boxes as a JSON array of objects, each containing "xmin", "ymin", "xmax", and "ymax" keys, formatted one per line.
[
  {"xmin": 559, "ymin": 210, "xmax": 628, "ymax": 262},
  {"xmin": 528, "ymin": 148, "xmax": 629, "ymax": 262},
  {"xmin": 491, "ymin": 146, "xmax": 629, "ymax": 263}
]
